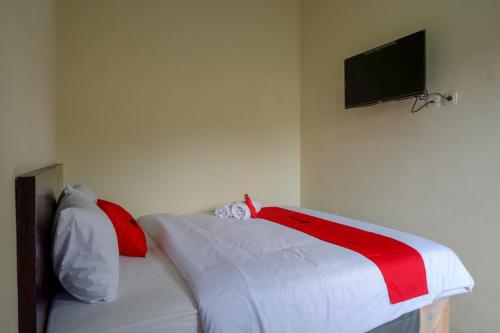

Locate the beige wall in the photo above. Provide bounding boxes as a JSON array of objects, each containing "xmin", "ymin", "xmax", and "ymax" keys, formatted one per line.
[
  {"xmin": 301, "ymin": 0, "xmax": 500, "ymax": 332},
  {"xmin": 0, "ymin": 0, "xmax": 57, "ymax": 331},
  {"xmin": 57, "ymin": 0, "xmax": 301, "ymax": 216}
]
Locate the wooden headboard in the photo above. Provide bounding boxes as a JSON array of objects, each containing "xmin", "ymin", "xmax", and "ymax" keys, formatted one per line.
[{"xmin": 16, "ymin": 164, "xmax": 63, "ymax": 333}]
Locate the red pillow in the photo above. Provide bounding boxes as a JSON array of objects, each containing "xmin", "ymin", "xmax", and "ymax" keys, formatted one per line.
[{"xmin": 97, "ymin": 199, "xmax": 147, "ymax": 257}]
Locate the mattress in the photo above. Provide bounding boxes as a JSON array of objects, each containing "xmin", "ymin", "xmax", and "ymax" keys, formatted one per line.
[{"xmin": 46, "ymin": 236, "xmax": 200, "ymax": 333}]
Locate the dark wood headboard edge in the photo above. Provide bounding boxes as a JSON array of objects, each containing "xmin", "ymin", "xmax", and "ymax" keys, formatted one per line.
[
  {"xmin": 16, "ymin": 164, "xmax": 63, "ymax": 333},
  {"xmin": 16, "ymin": 176, "xmax": 36, "ymax": 332}
]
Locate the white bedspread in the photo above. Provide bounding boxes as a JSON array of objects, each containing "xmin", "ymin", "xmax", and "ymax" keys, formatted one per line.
[{"xmin": 139, "ymin": 206, "xmax": 474, "ymax": 333}]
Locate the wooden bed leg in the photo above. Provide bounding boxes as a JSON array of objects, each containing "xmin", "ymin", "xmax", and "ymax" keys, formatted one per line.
[{"xmin": 419, "ymin": 298, "xmax": 450, "ymax": 333}]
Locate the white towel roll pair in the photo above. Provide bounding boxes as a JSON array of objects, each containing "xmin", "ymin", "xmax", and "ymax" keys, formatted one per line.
[{"xmin": 214, "ymin": 201, "xmax": 261, "ymax": 220}]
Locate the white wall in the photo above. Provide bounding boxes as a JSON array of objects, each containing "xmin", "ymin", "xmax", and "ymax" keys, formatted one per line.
[
  {"xmin": 0, "ymin": 0, "xmax": 57, "ymax": 331},
  {"xmin": 57, "ymin": 0, "xmax": 301, "ymax": 216},
  {"xmin": 300, "ymin": 0, "xmax": 500, "ymax": 332}
]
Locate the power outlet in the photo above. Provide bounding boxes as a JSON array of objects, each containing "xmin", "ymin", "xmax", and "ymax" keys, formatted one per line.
[
  {"xmin": 426, "ymin": 94, "xmax": 442, "ymax": 108},
  {"xmin": 443, "ymin": 91, "xmax": 458, "ymax": 105}
]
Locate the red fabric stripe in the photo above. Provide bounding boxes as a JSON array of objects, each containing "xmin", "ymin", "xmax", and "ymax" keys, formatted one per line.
[{"xmin": 257, "ymin": 207, "xmax": 428, "ymax": 304}]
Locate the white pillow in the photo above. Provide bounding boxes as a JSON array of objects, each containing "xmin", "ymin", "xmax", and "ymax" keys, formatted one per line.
[
  {"xmin": 53, "ymin": 188, "xmax": 119, "ymax": 303},
  {"xmin": 62, "ymin": 183, "xmax": 97, "ymax": 202},
  {"xmin": 52, "ymin": 185, "xmax": 96, "ymax": 235}
]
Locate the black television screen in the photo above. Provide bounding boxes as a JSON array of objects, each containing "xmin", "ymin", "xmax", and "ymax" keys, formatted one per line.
[{"xmin": 344, "ymin": 30, "xmax": 426, "ymax": 109}]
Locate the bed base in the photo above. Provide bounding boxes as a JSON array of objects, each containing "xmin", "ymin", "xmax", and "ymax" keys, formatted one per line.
[{"xmin": 420, "ymin": 298, "xmax": 449, "ymax": 333}]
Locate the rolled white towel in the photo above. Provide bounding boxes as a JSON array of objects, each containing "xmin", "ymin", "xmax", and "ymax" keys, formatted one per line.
[
  {"xmin": 230, "ymin": 202, "xmax": 251, "ymax": 220},
  {"xmin": 214, "ymin": 203, "xmax": 233, "ymax": 219}
]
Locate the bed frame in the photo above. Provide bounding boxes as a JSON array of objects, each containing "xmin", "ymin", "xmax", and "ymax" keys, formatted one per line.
[
  {"xmin": 15, "ymin": 164, "xmax": 63, "ymax": 333},
  {"xmin": 14, "ymin": 163, "xmax": 449, "ymax": 333},
  {"xmin": 420, "ymin": 298, "xmax": 450, "ymax": 333}
]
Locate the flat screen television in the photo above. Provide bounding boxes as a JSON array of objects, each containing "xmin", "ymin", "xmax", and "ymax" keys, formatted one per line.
[{"xmin": 344, "ymin": 30, "xmax": 426, "ymax": 109}]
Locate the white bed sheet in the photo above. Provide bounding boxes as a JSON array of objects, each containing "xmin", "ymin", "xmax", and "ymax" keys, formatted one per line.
[
  {"xmin": 47, "ymin": 236, "xmax": 200, "ymax": 333},
  {"xmin": 139, "ymin": 206, "xmax": 474, "ymax": 333}
]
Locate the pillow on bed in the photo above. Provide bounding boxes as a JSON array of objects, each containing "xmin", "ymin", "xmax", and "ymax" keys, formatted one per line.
[
  {"xmin": 52, "ymin": 188, "xmax": 119, "ymax": 303},
  {"xmin": 62, "ymin": 183, "xmax": 97, "ymax": 202},
  {"xmin": 57, "ymin": 186, "xmax": 95, "ymax": 213},
  {"xmin": 52, "ymin": 186, "xmax": 95, "ymax": 236},
  {"xmin": 97, "ymin": 199, "xmax": 147, "ymax": 257}
]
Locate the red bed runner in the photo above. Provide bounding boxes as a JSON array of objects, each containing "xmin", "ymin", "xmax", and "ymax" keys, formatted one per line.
[{"xmin": 257, "ymin": 207, "xmax": 428, "ymax": 304}]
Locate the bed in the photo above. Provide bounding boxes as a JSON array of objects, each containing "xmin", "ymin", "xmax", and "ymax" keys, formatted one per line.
[{"xmin": 15, "ymin": 164, "xmax": 472, "ymax": 333}]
